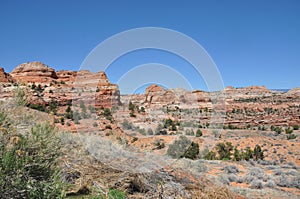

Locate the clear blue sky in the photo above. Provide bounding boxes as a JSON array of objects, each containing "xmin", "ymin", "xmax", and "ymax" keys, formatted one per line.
[{"xmin": 0, "ymin": 0, "xmax": 299, "ymax": 91}]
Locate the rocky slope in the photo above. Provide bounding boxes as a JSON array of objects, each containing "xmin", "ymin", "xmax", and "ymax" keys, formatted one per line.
[{"xmin": 0, "ymin": 61, "xmax": 299, "ymax": 198}]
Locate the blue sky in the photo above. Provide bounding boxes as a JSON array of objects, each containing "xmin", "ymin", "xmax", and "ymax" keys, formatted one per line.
[{"xmin": 0, "ymin": 0, "xmax": 299, "ymax": 92}]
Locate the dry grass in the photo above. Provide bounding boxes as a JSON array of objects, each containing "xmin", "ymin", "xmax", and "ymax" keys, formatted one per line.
[{"xmin": 190, "ymin": 186, "xmax": 238, "ymax": 199}]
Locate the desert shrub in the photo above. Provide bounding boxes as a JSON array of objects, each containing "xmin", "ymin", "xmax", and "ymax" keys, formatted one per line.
[
  {"xmin": 138, "ymin": 128, "xmax": 146, "ymax": 135},
  {"xmin": 183, "ymin": 142, "xmax": 199, "ymax": 160},
  {"xmin": 195, "ymin": 129, "xmax": 202, "ymax": 137},
  {"xmin": 285, "ymin": 127, "xmax": 293, "ymax": 134},
  {"xmin": 212, "ymin": 130, "xmax": 220, "ymax": 138},
  {"xmin": 288, "ymin": 161, "xmax": 296, "ymax": 167},
  {"xmin": 167, "ymin": 136, "xmax": 199, "ymax": 159},
  {"xmin": 277, "ymin": 174, "xmax": 289, "ymax": 187},
  {"xmin": 204, "ymin": 151, "xmax": 217, "ymax": 160},
  {"xmin": 105, "ymin": 125, "xmax": 112, "ymax": 130},
  {"xmin": 258, "ymin": 160, "xmax": 272, "ymax": 165},
  {"xmin": 265, "ymin": 180, "xmax": 275, "ymax": 188},
  {"xmin": 132, "ymin": 137, "xmax": 138, "ymax": 143},
  {"xmin": 128, "ymin": 101, "xmax": 135, "ymax": 111},
  {"xmin": 129, "ymin": 111, "xmax": 136, "ymax": 117},
  {"xmin": 147, "ymin": 128, "xmax": 153, "ymax": 135},
  {"xmin": 185, "ymin": 129, "xmax": 194, "ymax": 136},
  {"xmin": 274, "ymin": 126, "xmax": 283, "ymax": 134},
  {"xmin": 244, "ymin": 167, "xmax": 265, "ymax": 184},
  {"xmin": 14, "ymin": 86, "xmax": 28, "ymax": 106},
  {"xmin": 228, "ymin": 174, "xmax": 237, "ymax": 182},
  {"xmin": 293, "ymin": 124, "xmax": 299, "ymax": 130},
  {"xmin": 216, "ymin": 142, "xmax": 233, "ymax": 160},
  {"xmin": 285, "ymin": 170, "xmax": 297, "ymax": 176},
  {"xmin": 266, "ymin": 165, "xmax": 277, "ymax": 170},
  {"xmin": 290, "ymin": 176, "xmax": 300, "ymax": 189},
  {"xmin": 139, "ymin": 106, "xmax": 145, "ymax": 113},
  {"xmin": 244, "ymin": 175, "xmax": 255, "ymax": 184},
  {"xmin": 287, "ymin": 134, "xmax": 297, "ymax": 140},
  {"xmin": 108, "ymin": 188, "xmax": 125, "ymax": 199},
  {"xmin": 250, "ymin": 180, "xmax": 263, "ymax": 189},
  {"xmin": 122, "ymin": 119, "xmax": 134, "ymax": 130},
  {"xmin": 237, "ymin": 177, "xmax": 244, "ymax": 183},
  {"xmin": 233, "ymin": 147, "xmax": 242, "ymax": 161},
  {"xmin": 60, "ymin": 117, "xmax": 65, "ymax": 125},
  {"xmin": 65, "ymin": 105, "xmax": 73, "ymax": 119},
  {"xmin": 253, "ymin": 145, "xmax": 264, "ymax": 160},
  {"xmin": 155, "ymin": 129, "xmax": 167, "ymax": 135},
  {"xmin": 0, "ymin": 120, "xmax": 64, "ymax": 198},
  {"xmin": 153, "ymin": 139, "xmax": 165, "ymax": 149},
  {"xmin": 242, "ymin": 147, "xmax": 253, "ymax": 161},
  {"xmin": 28, "ymin": 103, "xmax": 46, "ymax": 112},
  {"xmin": 164, "ymin": 118, "xmax": 177, "ymax": 131},
  {"xmin": 93, "ymin": 122, "xmax": 98, "ymax": 127},
  {"xmin": 218, "ymin": 175, "xmax": 229, "ymax": 185},
  {"xmin": 101, "ymin": 108, "xmax": 112, "ymax": 121},
  {"xmin": 249, "ymin": 167, "xmax": 265, "ymax": 180},
  {"xmin": 224, "ymin": 165, "xmax": 240, "ymax": 174},
  {"xmin": 155, "ymin": 123, "xmax": 163, "ymax": 134},
  {"xmin": 73, "ymin": 110, "xmax": 81, "ymax": 124}
]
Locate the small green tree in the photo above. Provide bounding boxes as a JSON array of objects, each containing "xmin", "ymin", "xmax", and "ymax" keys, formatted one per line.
[
  {"xmin": 242, "ymin": 147, "xmax": 253, "ymax": 161},
  {"xmin": 182, "ymin": 141, "xmax": 199, "ymax": 159},
  {"xmin": 253, "ymin": 145, "xmax": 264, "ymax": 160},
  {"xmin": 128, "ymin": 101, "xmax": 135, "ymax": 111},
  {"xmin": 204, "ymin": 151, "xmax": 217, "ymax": 160},
  {"xmin": 287, "ymin": 134, "xmax": 297, "ymax": 140},
  {"xmin": 233, "ymin": 147, "xmax": 242, "ymax": 161},
  {"xmin": 285, "ymin": 127, "xmax": 293, "ymax": 134},
  {"xmin": 167, "ymin": 136, "xmax": 192, "ymax": 159},
  {"xmin": 14, "ymin": 86, "xmax": 28, "ymax": 106},
  {"xmin": 140, "ymin": 106, "xmax": 145, "ymax": 113},
  {"xmin": 196, "ymin": 129, "xmax": 203, "ymax": 137},
  {"xmin": 147, "ymin": 128, "xmax": 154, "ymax": 135},
  {"xmin": 216, "ymin": 142, "xmax": 233, "ymax": 160}
]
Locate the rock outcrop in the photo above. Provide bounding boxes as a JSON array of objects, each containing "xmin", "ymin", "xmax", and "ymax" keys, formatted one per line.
[
  {"xmin": 0, "ymin": 67, "xmax": 14, "ymax": 83},
  {"xmin": 146, "ymin": 84, "xmax": 164, "ymax": 93},
  {"xmin": 56, "ymin": 70, "xmax": 76, "ymax": 83},
  {"xmin": 11, "ymin": 61, "xmax": 58, "ymax": 83},
  {"xmin": 94, "ymin": 71, "xmax": 121, "ymax": 108}
]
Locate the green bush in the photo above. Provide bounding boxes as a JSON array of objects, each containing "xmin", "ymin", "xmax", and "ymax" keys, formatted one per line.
[
  {"xmin": 196, "ymin": 129, "xmax": 202, "ymax": 137},
  {"xmin": 14, "ymin": 86, "xmax": 28, "ymax": 106},
  {"xmin": 93, "ymin": 122, "xmax": 98, "ymax": 127},
  {"xmin": 204, "ymin": 151, "xmax": 217, "ymax": 160},
  {"xmin": 167, "ymin": 136, "xmax": 199, "ymax": 159},
  {"xmin": 287, "ymin": 134, "xmax": 297, "ymax": 140},
  {"xmin": 242, "ymin": 147, "xmax": 253, "ymax": 161},
  {"xmin": 293, "ymin": 124, "xmax": 299, "ymax": 130},
  {"xmin": 0, "ymin": 112, "xmax": 64, "ymax": 198},
  {"xmin": 285, "ymin": 127, "xmax": 293, "ymax": 134},
  {"xmin": 121, "ymin": 119, "xmax": 134, "ymax": 130},
  {"xmin": 108, "ymin": 188, "xmax": 125, "ymax": 199},
  {"xmin": 233, "ymin": 147, "xmax": 242, "ymax": 161},
  {"xmin": 216, "ymin": 142, "xmax": 233, "ymax": 160},
  {"xmin": 253, "ymin": 145, "xmax": 264, "ymax": 160}
]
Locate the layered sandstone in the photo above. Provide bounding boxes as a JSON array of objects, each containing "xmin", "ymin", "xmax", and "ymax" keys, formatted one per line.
[
  {"xmin": 11, "ymin": 61, "xmax": 58, "ymax": 83},
  {"xmin": 0, "ymin": 67, "xmax": 14, "ymax": 83}
]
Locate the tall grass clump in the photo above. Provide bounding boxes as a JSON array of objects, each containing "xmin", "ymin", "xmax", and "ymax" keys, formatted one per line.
[{"xmin": 0, "ymin": 109, "xmax": 65, "ymax": 198}]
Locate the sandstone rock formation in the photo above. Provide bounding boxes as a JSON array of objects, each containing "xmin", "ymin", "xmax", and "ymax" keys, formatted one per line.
[
  {"xmin": 0, "ymin": 67, "xmax": 14, "ymax": 83},
  {"xmin": 94, "ymin": 71, "xmax": 121, "ymax": 108},
  {"xmin": 11, "ymin": 61, "xmax": 58, "ymax": 83},
  {"xmin": 145, "ymin": 84, "xmax": 164, "ymax": 93},
  {"xmin": 56, "ymin": 70, "xmax": 76, "ymax": 83}
]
